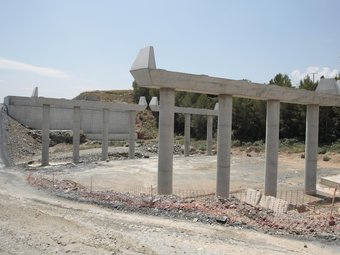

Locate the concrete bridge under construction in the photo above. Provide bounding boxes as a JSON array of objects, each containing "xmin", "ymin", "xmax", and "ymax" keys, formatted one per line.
[{"xmin": 130, "ymin": 46, "xmax": 340, "ymax": 198}]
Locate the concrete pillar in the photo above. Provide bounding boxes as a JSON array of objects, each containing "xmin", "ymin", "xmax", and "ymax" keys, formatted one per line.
[
  {"xmin": 305, "ymin": 104, "xmax": 319, "ymax": 195},
  {"xmin": 72, "ymin": 106, "xmax": 81, "ymax": 163},
  {"xmin": 101, "ymin": 108, "xmax": 109, "ymax": 161},
  {"xmin": 41, "ymin": 104, "xmax": 50, "ymax": 166},
  {"xmin": 158, "ymin": 88, "xmax": 175, "ymax": 194},
  {"xmin": 206, "ymin": 115, "xmax": 213, "ymax": 156},
  {"xmin": 264, "ymin": 100, "xmax": 280, "ymax": 197},
  {"xmin": 216, "ymin": 94, "xmax": 232, "ymax": 198},
  {"xmin": 129, "ymin": 111, "xmax": 136, "ymax": 159},
  {"xmin": 184, "ymin": 113, "xmax": 191, "ymax": 157}
]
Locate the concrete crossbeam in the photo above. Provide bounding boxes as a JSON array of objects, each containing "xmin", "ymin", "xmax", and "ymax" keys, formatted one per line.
[
  {"xmin": 149, "ymin": 98, "xmax": 218, "ymax": 116},
  {"xmin": 131, "ymin": 70, "xmax": 340, "ymax": 107},
  {"xmin": 131, "ymin": 46, "xmax": 340, "ymax": 105},
  {"xmin": 5, "ymin": 96, "xmax": 147, "ymax": 112}
]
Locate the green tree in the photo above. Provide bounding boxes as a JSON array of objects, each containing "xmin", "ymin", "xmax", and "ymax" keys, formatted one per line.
[
  {"xmin": 269, "ymin": 73, "xmax": 292, "ymax": 87},
  {"xmin": 232, "ymin": 98, "xmax": 266, "ymax": 141},
  {"xmin": 269, "ymin": 73, "xmax": 305, "ymax": 139},
  {"xmin": 191, "ymin": 94, "xmax": 216, "ymax": 139},
  {"xmin": 299, "ymin": 75, "xmax": 318, "ymax": 91},
  {"xmin": 132, "ymin": 81, "xmax": 159, "ymax": 103}
]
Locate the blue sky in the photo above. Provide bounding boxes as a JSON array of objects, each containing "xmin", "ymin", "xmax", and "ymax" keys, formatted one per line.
[{"xmin": 0, "ymin": 0, "xmax": 339, "ymax": 100}]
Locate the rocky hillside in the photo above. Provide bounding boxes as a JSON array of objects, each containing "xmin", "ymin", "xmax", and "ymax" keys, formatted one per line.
[
  {"xmin": 74, "ymin": 90, "xmax": 134, "ymax": 103},
  {"xmin": 75, "ymin": 89, "xmax": 158, "ymax": 140}
]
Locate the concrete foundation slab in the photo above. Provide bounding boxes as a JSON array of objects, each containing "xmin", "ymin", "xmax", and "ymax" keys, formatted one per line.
[{"xmin": 320, "ymin": 175, "xmax": 340, "ymax": 188}]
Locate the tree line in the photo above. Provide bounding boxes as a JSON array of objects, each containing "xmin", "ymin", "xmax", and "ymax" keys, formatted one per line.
[{"xmin": 133, "ymin": 73, "xmax": 340, "ymax": 144}]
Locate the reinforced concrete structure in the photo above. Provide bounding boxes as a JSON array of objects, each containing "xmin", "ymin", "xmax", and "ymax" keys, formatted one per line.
[
  {"xmin": 4, "ymin": 96, "xmax": 147, "ymax": 165},
  {"xmin": 149, "ymin": 96, "xmax": 218, "ymax": 156},
  {"xmin": 130, "ymin": 46, "xmax": 340, "ymax": 197}
]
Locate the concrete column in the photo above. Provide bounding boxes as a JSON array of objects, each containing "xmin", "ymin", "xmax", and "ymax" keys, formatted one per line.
[
  {"xmin": 305, "ymin": 104, "xmax": 319, "ymax": 195},
  {"xmin": 216, "ymin": 94, "xmax": 232, "ymax": 198},
  {"xmin": 264, "ymin": 100, "xmax": 280, "ymax": 197},
  {"xmin": 129, "ymin": 111, "xmax": 136, "ymax": 159},
  {"xmin": 184, "ymin": 113, "xmax": 191, "ymax": 157},
  {"xmin": 72, "ymin": 106, "xmax": 81, "ymax": 163},
  {"xmin": 101, "ymin": 108, "xmax": 109, "ymax": 161},
  {"xmin": 206, "ymin": 115, "xmax": 213, "ymax": 156},
  {"xmin": 158, "ymin": 88, "xmax": 175, "ymax": 194},
  {"xmin": 41, "ymin": 104, "xmax": 50, "ymax": 166}
]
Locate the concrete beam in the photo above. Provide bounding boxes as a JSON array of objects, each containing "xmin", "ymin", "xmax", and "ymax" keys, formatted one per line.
[
  {"xmin": 206, "ymin": 115, "xmax": 213, "ymax": 156},
  {"xmin": 86, "ymin": 133, "xmax": 130, "ymax": 140},
  {"xmin": 184, "ymin": 113, "xmax": 191, "ymax": 157},
  {"xmin": 216, "ymin": 94, "xmax": 232, "ymax": 198},
  {"xmin": 72, "ymin": 106, "xmax": 81, "ymax": 163},
  {"xmin": 305, "ymin": 104, "xmax": 319, "ymax": 195},
  {"xmin": 41, "ymin": 104, "xmax": 50, "ymax": 166},
  {"xmin": 264, "ymin": 100, "xmax": 280, "ymax": 197},
  {"xmin": 101, "ymin": 108, "xmax": 109, "ymax": 161},
  {"xmin": 149, "ymin": 97, "xmax": 218, "ymax": 116},
  {"xmin": 131, "ymin": 65, "xmax": 340, "ymax": 107},
  {"xmin": 5, "ymin": 96, "xmax": 147, "ymax": 112},
  {"xmin": 129, "ymin": 111, "xmax": 136, "ymax": 159},
  {"xmin": 158, "ymin": 88, "xmax": 175, "ymax": 194}
]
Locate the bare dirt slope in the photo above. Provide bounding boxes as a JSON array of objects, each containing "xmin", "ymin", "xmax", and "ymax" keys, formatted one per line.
[{"xmin": 0, "ymin": 168, "xmax": 338, "ymax": 255}]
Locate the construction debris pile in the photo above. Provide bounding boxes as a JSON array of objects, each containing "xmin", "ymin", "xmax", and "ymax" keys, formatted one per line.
[{"xmin": 27, "ymin": 173, "xmax": 339, "ymax": 242}]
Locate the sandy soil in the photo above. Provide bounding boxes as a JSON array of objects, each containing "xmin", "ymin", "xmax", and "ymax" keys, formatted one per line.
[{"xmin": 0, "ymin": 167, "xmax": 339, "ymax": 255}]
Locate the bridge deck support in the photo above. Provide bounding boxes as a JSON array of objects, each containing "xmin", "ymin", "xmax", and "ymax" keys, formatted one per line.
[
  {"xmin": 216, "ymin": 94, "xmax": 232, "ymax": 198},
  {"xmin": 41, "ymin": 104, "xmax": 50, "ymax": 166},
  {"xmin": 305, "ymin": 104, "xmax": 319, "ymax": 195},
  {"xmin": 264, "ymin": 100, "xmax": 280, "ymax": 197}
]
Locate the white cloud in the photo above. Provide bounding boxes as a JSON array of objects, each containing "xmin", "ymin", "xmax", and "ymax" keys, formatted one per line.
[
  {"xmin": 0, "ymin": 58, "xmax": 69, "ymax": 78},
  {"xmin": 291, "ymin": 66, "xmax": 339, "ymax": 83}
]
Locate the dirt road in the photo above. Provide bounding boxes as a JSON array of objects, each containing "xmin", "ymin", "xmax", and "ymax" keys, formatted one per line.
[{"xmin": 0, "ymin": 167, "xmax": 338, "ymax": 255}]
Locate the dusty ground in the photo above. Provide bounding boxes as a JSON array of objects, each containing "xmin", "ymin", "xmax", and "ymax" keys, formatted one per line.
[{"xmin": 0, "ymin": 167, "xmax": 339, "ymax": 255}]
